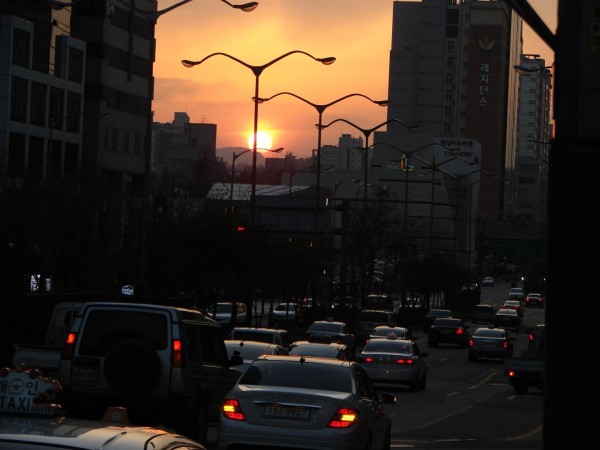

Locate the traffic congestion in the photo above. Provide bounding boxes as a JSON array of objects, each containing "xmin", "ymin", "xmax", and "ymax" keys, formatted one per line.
[{"xmin": 1, "ymin": 279, "xmax": 544, "ymax": 450}]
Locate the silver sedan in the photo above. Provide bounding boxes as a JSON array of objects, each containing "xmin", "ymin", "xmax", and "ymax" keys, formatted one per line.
[
  {"xmin": 356, "ymin": 336, "xmax": 428, "ymax": 391},
  {"xmin": 217, "ymin": 355, "xmax": 395, "ymax": 450}
]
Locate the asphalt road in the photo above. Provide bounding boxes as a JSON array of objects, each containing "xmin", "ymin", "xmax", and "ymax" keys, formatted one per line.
[{"xmin": 205, "ymin": 280, "xmax": 544, "ymax": 449}]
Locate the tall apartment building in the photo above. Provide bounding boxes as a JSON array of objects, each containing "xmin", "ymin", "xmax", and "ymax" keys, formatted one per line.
[
  {"xmin": 1, "ymin": 0, "xmax": 161, "ymax": 291},
  {"xmin": 368, "ymin": 0, "xmax": 524, "ymax": 270},
  {"xmin": 513, "ymin": 54, "xmax": 551, "ymax": 233},
  {"xmin": 381, "ymin": 0, "xmax": 523, "ymax": 223}
]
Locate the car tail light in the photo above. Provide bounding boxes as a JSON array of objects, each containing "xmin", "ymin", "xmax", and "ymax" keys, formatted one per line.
[
  {"xmin": 455, "ymin": 328, "xmax": 465, "ymax": 335},
  {"xmin": 61, "ymin": 332, "xmax": 77, "ymax": 360},
  {"xmin": 363, "ymin": 356, "xmax": 374, "ymax": 363},
  {"xmin": 469, "ymin": 339, "xmax": 474, "ymax": 347},
  {"xmin": 172, "ymin": 339, "xmax": 183, "ymax": 368},
  {"xmin": 395, "ymin": 358, "xmax": 414, "ymax": 365},
  {"xmin": 328, "ymin": 407, "xmax": 358, "ymax": 428},
  {"xmin": 503, "ymin": 341, "xmax": 508, "ymax": 348},
  {"xmin": 222, "ymin": 399, "xmax": 245, "ymax": 421},
  {"xmin": 508, "ymin": 370, "xmax": 517, "ymax": 378},
  {"xmin": 529, "ymin": 333, "xmax": 534, "ymax": 341}
]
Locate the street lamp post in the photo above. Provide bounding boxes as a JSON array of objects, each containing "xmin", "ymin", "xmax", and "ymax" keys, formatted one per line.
[
  {"xmin": 182, "ymin": 51, "xmax": 335, "ymax": 228},
  {"xmin": 413, "ymin": 155, "xmax": 479, "ymax": 255},
  {"xmin": 317, "ymin": 118, "xmax": 419, "ymax": 201},
  {"xmin": 231, "ymin": 147, "xmax": 283, "ymax": 203},
  {"xmin": 255, "ymin": 92, "xmax": 388, "ymax": 238}
]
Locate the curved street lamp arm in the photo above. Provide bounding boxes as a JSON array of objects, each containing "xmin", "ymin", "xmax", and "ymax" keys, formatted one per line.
[
  {"xmin": 220, "ymin": 0, "xmax": 259, "ymax": 12},
  {"xmin": 256, "ymin": 92, "xmax": 387, "ymax": 113},
  {"xmin": 183, "ymin": 50, "xmax": 335, "ymax": 76},
  {"xmin": 318, "ymin": 117, "xmax": 418, "ymax": 134}
]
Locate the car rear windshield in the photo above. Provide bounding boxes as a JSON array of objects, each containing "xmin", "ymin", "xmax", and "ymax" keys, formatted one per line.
[
  {"xmin": 78, "ymin": 310, "xmax": 168, "ymax": 356},
  {"xmin": 433, "ymin": 318, "xmax": 460, "ymax": 327},
  {"xmin": 429, "ymin": 310, "xmax": 452, "ymax": 317},
  {"xmin": 474, "ymin": 329, "xmax": 505, "ymax": 338},
  {"xmin": 230, "ymin": 330, "xmax": 276, "ymax": 344},
  {"xmin": 363, "ymin": 340, "xmax": 412, "ymax": 354},
  {"xmin": 309, "ymin": 322, "xmax": 341, "ymax": 333},
  {"xmin": 240, "ymin": 360, "xmax": 352, "ymax": 392}
]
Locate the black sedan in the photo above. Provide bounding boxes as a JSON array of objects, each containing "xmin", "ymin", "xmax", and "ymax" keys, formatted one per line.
[
  {"xmin": 427, "ymin": 318, "xmax": 470, "ymax": 347},
  {"xmin": 494, "ymin": 308, "xmax": 521, "ymax": 330},
  {"xmin": 422, "ymin": 309, "xmax": 453, "ymax": 333},
  {"xmin": 468, "ymin": 327, "xmax": 514, "ymax": 361}
]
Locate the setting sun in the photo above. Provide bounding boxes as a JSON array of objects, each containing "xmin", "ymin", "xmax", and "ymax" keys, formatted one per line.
[{"xmin": 248, "ymin": 131, "xmax": 273, "ymax": 150}]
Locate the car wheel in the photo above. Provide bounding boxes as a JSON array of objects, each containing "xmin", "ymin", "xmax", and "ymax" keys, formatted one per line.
[{"xmin": 104, "ymin": 338, "xmax": 160, "ymax": 393}]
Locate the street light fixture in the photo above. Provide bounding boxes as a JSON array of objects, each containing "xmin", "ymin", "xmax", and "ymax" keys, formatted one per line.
[
  {"xmin": 415, "ymin": 155, "xmax": 479, "ymax": 255},
  {"xmin": 254, "ymin": 92, "xmax": 388, "ymax": 239},
  {"xmin": 231, "ymin": 147, "xmax": 283, "ymax": 202},
  {"xmin": 182, "ymin": 51, "xmax": 336, "ymax": 227},
  {"xmin": 317, "ymin": 118, "xmax": 419, "ymax": 200}
]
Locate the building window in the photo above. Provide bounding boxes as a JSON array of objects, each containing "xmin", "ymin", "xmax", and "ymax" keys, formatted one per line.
[
  {"xmin": 123, "ymin": 132, "xmax": 130, "ymax": 153},
  {"xmin": 66, "ymin": 91, "xmax": 81, "ymax": 133},
  {"xmin": 445, "ymin": 106, "xmax": 452, "ymax": 118},
  {"xmin": 30, "ymin": 82, "xmax": 47, "ymax": 126},
  {"xmin": 8, "ymin": 133, "xmax": 26, "ymax": 176},
  {"xmin": 10, "ymin": 76, "xmax": 28, "ymax": 123},
  {"xmin": 49, "ymin": 140, "xmax": 62, "ymax": 179},
  {"xmin": 28, "ymin": 136, "xmax": 44, "ymax": 178},
  {"xmin": 49, "ymin": 87, "xmax": 64, "ymax": 128},
  {"xmin": 447, "ymin": 41, "xmax": 455, "ymax": 52},
  {"xmin": 445, "ymin": 91, "xmax": 453, "ymax": 102},
  {"xmin": 446, "ymin": 74, "xmax": 453, "ymax": 85},
  {"xmin": 12, "ymin": 28, "xmax": 30, "ymax": 68},
  {"xmin": 112, "ymin": 129, "xmax": 119, "ymax": 151},
  {"xmin": 447, "ymin": 57, "xmax": 454, "ymax": 68},
  {"xmin": 444, "ymin": 123, "xmax": 451, "ymax": 134},
  {"xmin": 68, "ymin": 47, "xmax": 84, "ymax": 83}
]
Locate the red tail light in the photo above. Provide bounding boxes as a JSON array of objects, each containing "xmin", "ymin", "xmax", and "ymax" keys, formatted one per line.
[
  {"xmin": 61, "ymin": 332, "xmax": 77, "ymax": 360},
  {"xmin": 529, "ymin": 333, "xmax": 534, "ymax": 341},
  {"xmin": 172, "ymin": 339, "xmax": 183, "ymax": 368},
  {"xmin": 469, "ymin": 339, "xmax": 474, "ymax": 347},
  {"xmin": 222, "ymin": 399, "xmax": 245, "ymax": 421},
  {"xmin": 508, "ymin": 370, "xmax": 517, "ymax": 378},
  {"xmin": 328, "ymin": 407, "xmax": 358, "ymax": 428},
  {"xmin": 395, "ymin": 358, "xmax": 414, "ymax": 365},
  {"xmin": 455, "ymin": 328, "xmax": 464, "ymax": 335},
  {"xmin": 364, "ymin": 357, "xmax": 374, "ymax": 363},
  {"xmin": 503, "ymin": 341, "xmax": 508, "ymax": 348}
]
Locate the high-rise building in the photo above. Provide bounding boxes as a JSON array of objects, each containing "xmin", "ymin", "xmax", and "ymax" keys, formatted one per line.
[
  {"xmin": 513, "ymin": 54, "xmax": 552, "ymax": 233},
  {"xmin": 383, "ymin": 0, "xmax": 522, "ymax": 223},
  {"xmin": 319, "ymin": 134, "xmax": 363, "ymax": 171}
]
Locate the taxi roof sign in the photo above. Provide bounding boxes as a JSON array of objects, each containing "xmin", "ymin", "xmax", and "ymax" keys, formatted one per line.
[{"xmin": 0, "ymin": 364, "xmax": 63, "ymax": 416}]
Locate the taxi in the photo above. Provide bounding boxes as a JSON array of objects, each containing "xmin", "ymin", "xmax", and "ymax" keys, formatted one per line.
[{"xmin": 0, "ymin": 364, "xmax": 207, "ymax": 449}]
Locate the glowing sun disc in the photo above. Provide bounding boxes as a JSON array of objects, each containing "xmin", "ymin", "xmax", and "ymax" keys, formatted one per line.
[{"xmin": 248, "ymin": 131, "xmax": 273, "ymax": 150}]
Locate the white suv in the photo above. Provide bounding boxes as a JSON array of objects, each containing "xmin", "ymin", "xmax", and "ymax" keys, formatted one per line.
[{"xmin": 57, "ymin": 302, "xmax": 242, "ymax": 441}]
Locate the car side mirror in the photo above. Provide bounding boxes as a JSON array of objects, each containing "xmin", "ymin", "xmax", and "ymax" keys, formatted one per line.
[{"xmin": 229, "ymin": 354, "xmax": 243, "ymax": 367}]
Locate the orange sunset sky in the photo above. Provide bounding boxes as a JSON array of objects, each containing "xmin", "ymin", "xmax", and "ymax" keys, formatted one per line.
[{"xmin": 152, "ymin": 0, "xmax": 557, "ymax": 158}]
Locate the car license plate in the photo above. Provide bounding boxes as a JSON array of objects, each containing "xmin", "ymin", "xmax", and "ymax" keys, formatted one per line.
[
  {"xmin": 263, "ymin": 405, "xmax": 310, "ymax": 421},
  {"xmin": 73, "ymin": 366, "xmax": 99, "ymax": 383}
]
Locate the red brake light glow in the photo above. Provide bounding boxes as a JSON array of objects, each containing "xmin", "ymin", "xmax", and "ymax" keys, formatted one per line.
[
  {"xmin": 395, "ymin": 358, "xmax": 414, "ymax": 365},
  {"xmin": 222, "ymin": 399, "xmax": 245, "ymax": 421},
  {"xmin": 456, "ymin": 328, "xmax": 464, "ymax": 335},
  {"xmin": 364, "ymin": 357, "xmax": 374, "ymax": 363},
  {"xmin": 469, "ymin": 339, "xmax": 474, "ymax": 347},
  {"xmin": 61, "ymin": 332, "xmax": 77, "ymax": 360},
  {"xmin": 172, "ymin": 339, "xmax": 183, "ymax": 368},
  {"xmin": 328, "ymin": 407, "xmax": 358, "ymax": 428}
]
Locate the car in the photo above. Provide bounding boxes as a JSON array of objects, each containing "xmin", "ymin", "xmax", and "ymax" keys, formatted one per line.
[
  {"xmin": 206, "ymin": 301, "xmax": 248, "ymax": 325},
  {"xmin": 354, "ymin": 309, "xmax": 397, "ymax": 346},
  {"xmin": 482, "ymin": 276, "xmax": 495, "ymax": 287},
  {"xmin": 224, "ymin": 340, "xmax": 287, "ymax": 372},
  {"xmin": 366, "ymin": 325, "xmax": 416, "ymax": 342},
  {"xmin": 472, "ymin": 304, "xmax": 496, "ymax": 324},
  {"xmin": 228, "ymin": 327, "xmax": 292, "ymax": 349},
  {"xmin": 525, "ymin": 292, "xmax": 544, "ymax": 308},
  {"xmin": 217, "ymin": 355, "xmax": 396, "ymax": 450},
  {"xmin": 528, "ymin": 324, "xmax": 546, "ymax": 352},
  {"xmin": 422, "ymin": 308, "xmax": 453, "ymax": 333},
  {"xmin": 304, "ymin": 318, "xmax": 357, "ymax": 353},
  {"xmin": 270, "ymin": 302, "xmax": 298, "ymax": 325},
  {"xmin": 508, "ymin": 287, "xmax": 525, "ymax": 302},
  {"xmin": 365, "ymin": 293, "xmax": 394, "ymax": 311},
  {"xmin": 468, "ymin": 327, "xmax": 514, "ymax": 361},
  {"xmin": 0, "ymin": 364, "xmax": 208, "ymax": 450},
  {"xmin": 494, "ymin": 308, "xmax": 521, "ymax": 330},
  {"xmin": 502, "ymin": 299, "xmax": 524, "ymax": 317},
  {"xmin": 356, "ymin": 335, "xmax": 428, "ymax": 391},
  {"xmin": 427, "ymin": 317, "xmax": 470, "ymax": 347},
  {"xmin": 56, "ymin": 302, "xmax": 243, "ymax": 442},
  {"xmin": 287, "ymin": 340, "xmax": 354, "ymax": 361}
]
